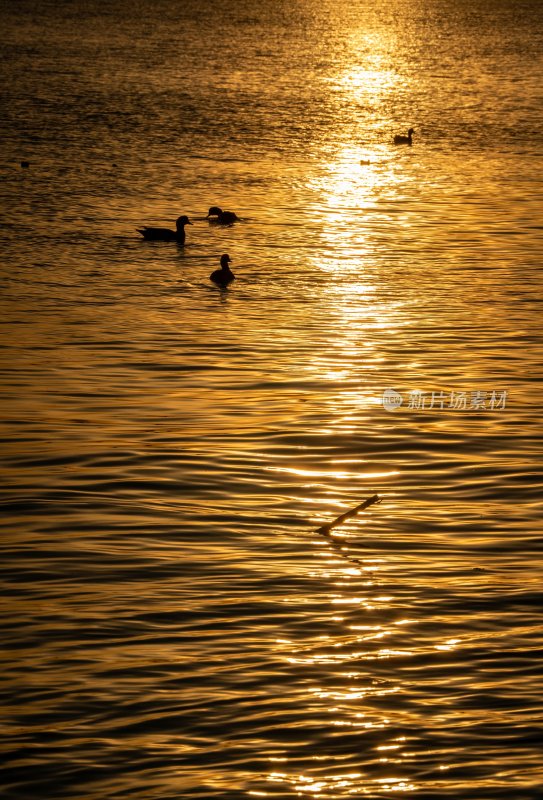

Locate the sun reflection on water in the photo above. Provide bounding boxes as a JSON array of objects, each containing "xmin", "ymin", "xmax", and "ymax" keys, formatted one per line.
[
  {"xmin": 337, "ymin": 64, "xmax": 399, "ymax": 97},
  {"xmin": 253, "ymin": 66, "xmax": 422, "ymax": 797},
  {"xmin": 257, "ymin": 768, "xmax": 418, "ymax": 797},
  {"xmin": 296, "ymin": 135, "xmax": 420, "ymax": 428},
  {"xmin": 261, "ymin": 546, "xmax": 419, "ymax": 796}
]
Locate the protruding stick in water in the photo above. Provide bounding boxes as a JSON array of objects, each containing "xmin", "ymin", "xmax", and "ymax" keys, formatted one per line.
[{"xmin": 316, "ymin": 494, "xmax": 381, "ymax": 537}]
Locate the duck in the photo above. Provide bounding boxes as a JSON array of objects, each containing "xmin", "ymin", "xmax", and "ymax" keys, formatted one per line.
[
  {"xmin": 206, "ymin": 206, "xmax": 239, "ymax": 225},
  {"xmin": 210, "ymin": 254, "xmax": 235, "ymax": 287},
  {"xmin": 394, "ymin": 128, "xmax": 414, "ymax": 145},
  {"xmin": 137, "ymin": 215, "xmax": 192, "ymax": 243}
]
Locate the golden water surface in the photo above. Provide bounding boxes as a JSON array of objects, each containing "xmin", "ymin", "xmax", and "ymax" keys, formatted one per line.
[{"xmin": 1, "ymin": 0, "xmax": 542, "ymax": 797}]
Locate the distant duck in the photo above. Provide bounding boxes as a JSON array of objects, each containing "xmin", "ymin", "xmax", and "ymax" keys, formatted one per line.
[
  {"xmin": 394, "ymin": 128, "xmax": 414, "ymax": 145},
  {"xmin": 210, "ymin": 254, "xmax": 235, "ymax": 287},
  {"xmin": 206, "ymin": 206, "xmax": 239, "ymax": 225},
  {"xmin": 137, "ymin": 215, "xmax": 192, "ymax": 243}
]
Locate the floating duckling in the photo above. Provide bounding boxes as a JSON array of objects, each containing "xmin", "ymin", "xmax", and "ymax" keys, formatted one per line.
[
  {"xmin": 206, "ymin": 206, "xmax": 239, "ymax": 225},
  {"xmin": 394, "ymin": 128, "xmax": 414, "ymax": 145},
  {"xmin": 210, "ymin": 254, "xmax": 235, "ymax": 287},
  {"xmin": 137, "ymin": 215, "xmax": 192, "ymax": 243}
]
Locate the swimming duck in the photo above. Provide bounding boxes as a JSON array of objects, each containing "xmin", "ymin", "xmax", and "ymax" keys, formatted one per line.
[
  {"xmin": 210, "ymin": 254, "xmax": 235, "ymax": 287},
  {"xmin": 206, "ymin": 206, "xmax": 239, "ymax": 225},
  {"xmin": 394, "ymin": 128, "xmax": 414, "ymax": 145},
  {"xmin": 137, "ymin": 215, "xmax": 192, "ymax": 243}
]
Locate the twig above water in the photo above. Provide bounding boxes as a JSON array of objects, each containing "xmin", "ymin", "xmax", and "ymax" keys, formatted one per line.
[
  {"xmin": 316, "ymin": 494, "xmax": 381, "ymax": 537},
  {"xmin": 313, "ymin": 494, "xmax": 381, "ymax": 568}
]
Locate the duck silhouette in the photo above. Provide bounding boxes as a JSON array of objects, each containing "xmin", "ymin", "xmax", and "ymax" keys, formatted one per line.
[
  {"xmin": 206, "ymin": 206, "xmax": 239, "ymax": 225},
  {"xmin": 137, "ymin": 215, "xmax": 192, "ymax": 243},
  {"xmin": 394, "ymin": 128, "xmax": 414, "ymax": 145},
  {"xmin": 210, "ymin": 254, "xmax": 235, "ymax": 287}
]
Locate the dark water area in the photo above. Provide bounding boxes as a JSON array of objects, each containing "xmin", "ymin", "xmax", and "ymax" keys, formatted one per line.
[{"xmin": 1, "ymin": 0, "xmax": 542, "ymax": 797}]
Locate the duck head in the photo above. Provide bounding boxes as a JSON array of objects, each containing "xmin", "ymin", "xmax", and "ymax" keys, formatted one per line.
[
  {"xmin": 207, "ymin": 206, "xmax": 222, "ymax": 218},
  {"xmin": 176, "ymin": 215, "xmax": 192, "ymax": 229},
  {"xmin": 220, "ymin": 254, "xmax": 232, "ymax": 269}
]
